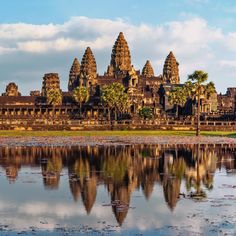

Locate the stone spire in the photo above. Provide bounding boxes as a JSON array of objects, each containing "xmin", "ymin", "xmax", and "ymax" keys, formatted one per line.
[
  {"xmin": 163, "ymin": 51, "xmax": 180, "ymax": 84},
  {"xmin": 42, "ymin": 73, "xmax": 61, "ymax": 97},
  {"xmin": 80, "ymin": 47, "xmax": 97, "ymax": 79},
  {"xmin": 107, "ymin": 32, "xmax": 132, "ymax": 76},
  {"xmin": 68, "ymin": 58, "xmax": 80, "ymax": 92},
  {"xmin": 2, "ymin": 82, "xmax": 21, "ymax": 96},
  {"xmin": 142, "ymin": 60, "xmax": 154, "ymax": 78}
]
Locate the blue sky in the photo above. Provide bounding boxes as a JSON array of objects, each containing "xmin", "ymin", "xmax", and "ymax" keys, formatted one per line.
[
  {"xmin": 0, "ymin": 0, "xmax": 236, "ymax": 94},
  {"xmin": 1, "ymin": 0, "xmax": 236, "ymax": 30}
]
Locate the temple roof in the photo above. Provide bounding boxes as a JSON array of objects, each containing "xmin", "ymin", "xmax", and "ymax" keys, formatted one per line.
[
  {"xmin": 163, "ymin": 51, "xmax": 180, "ymax": 84},
  {"xmin": 70, "ymin": 58, "xmax": 80, "ymax": 76},
  {"xmin": 107, "ymin": 32, "xmax": 132, "ymax": 76},
  {"xmin": 80, "ymin": 47, "xmax": 97, "ymax": 78},
  {"xmin": 68, "ymin": 58, "xmax": 80, "ymax": 92},
  {"xmin": 142, "ymin": 60, "xmax": 154, "ymax": 78}
]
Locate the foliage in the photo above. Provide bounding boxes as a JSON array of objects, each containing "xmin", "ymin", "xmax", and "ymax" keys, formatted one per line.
[
  {"xmin": 73, "ymin": 86, "xmax": 89, "ymax": 105},
  {"xmin": 139, "ymin": 107, "xmax": 153, "ymax": 119},
  {"xmin": 73, "ymin": 86, "xmax": 89, "ymax": 116},
  {"xmin": 184, "ymin": 71, "xmax": 215, "ymax": 100},
  {"xmin": 46, "ymin": 89, "xmax": 62, "ymax": 106},
  {"xmin": 168, "ymin": 86, "xmax": 187, "ymax": 117},
  {"xmin": 184, "ymin": 70, "xmax": 215, "ymax": 136},
  {"xmin": 101, "ymin": 83, "xmax": 129, "ymax": 120},
  {"xmin": 46, "ymin": 157, "xmax": 62, "ymax": 173},
  {"xmin": 102, "ymin": 156, "xmax": 129, "ymax": 183}
]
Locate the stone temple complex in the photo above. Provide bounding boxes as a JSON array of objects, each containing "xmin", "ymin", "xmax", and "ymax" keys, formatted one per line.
[{"xmin": 0, "ymin": 32, "xmax": 235, "ymax": 130}]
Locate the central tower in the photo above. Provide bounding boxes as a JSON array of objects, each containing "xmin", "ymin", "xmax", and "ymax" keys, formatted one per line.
[{"xmin": 106, "ymin": 32, "xmax": 132, "ymax": 76}]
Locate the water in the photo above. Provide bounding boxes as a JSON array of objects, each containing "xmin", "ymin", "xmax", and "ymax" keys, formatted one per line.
[{"xmin": 0, "ymin": 144, "xmax": 236, "ymax": 235}]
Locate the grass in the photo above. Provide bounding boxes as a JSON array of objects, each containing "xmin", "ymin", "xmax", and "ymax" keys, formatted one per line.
[{"xmin": 0, "ymin": 130, "xmax": 235, "ymax": 137}]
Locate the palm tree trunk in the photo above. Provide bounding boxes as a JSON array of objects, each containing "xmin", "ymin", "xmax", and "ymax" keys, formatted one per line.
[
  {"xmin": 196, "ymin": 95, "xmax": 200, "ymax": 136},
  {"xmin": 108, "ymin": 108, "xmax": 111, "ymax": 123},
  {"xmin": 176, "ymin": 105, "xmax": 178, "ymax": 118},
  {"xmin": 79, "ymin": 102, "xmax": 82, "ymax": 117},
  {"xmin": 114, "ymin": 107, "xmax": 117, "ymax": 121},
  {"xmin": 196, "ymin": 143, "xmax": 200, "ymax": 194}
]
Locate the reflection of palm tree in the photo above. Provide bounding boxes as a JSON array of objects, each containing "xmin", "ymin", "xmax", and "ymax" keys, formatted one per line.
[{"xmin": 189, "ymin": 144, "xmax": 207, "ymax": 200}]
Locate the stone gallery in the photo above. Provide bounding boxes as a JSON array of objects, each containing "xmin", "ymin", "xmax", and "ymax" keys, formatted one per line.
[{"xmin": 0, "ymin": 32, "xmax": 235, "ymax": 130}]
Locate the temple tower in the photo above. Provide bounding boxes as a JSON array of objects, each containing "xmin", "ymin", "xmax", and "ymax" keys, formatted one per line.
[
  {"xmin": 163, "ymin": 51, "xmax": 180, "ymax": 84},
  {"xmin": 68, "ymin": 58, "xmax": 80, "ymax": 92},
  {"xmin": 79, "ymin": 47, "xmax": 97, "ymax": 87},
  {"xmin": 2, "ymin": 82, "xmax": 21, "ymax": 96},
  {"xmin": 42, "ymin": 73, "xmax": 61, "ymax": 96},
  {"xmin": 106, "ymin": 32, "xmax": 132, "ymax": 76},
  {"xmin": 142, "ymin": 60, "xmax": 154, "ymax": 78}
]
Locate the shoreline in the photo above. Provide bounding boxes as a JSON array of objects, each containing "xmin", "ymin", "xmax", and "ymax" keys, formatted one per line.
[{"xmin": 0, "ymin": 135, "xmax": 236, "ymax": 147}]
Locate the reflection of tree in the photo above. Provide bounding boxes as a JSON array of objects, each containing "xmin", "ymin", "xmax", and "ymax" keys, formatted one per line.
[
  {"xmin": 42, "ymin": 157, "xmax": 62, "ymax": 190},
  {"xmin": 6, "ymin": 166, "xmax": 18, "ymax": 183},
  {"xmin": 163, "ymin": 156, "xmax": 186, "ymax": 209},
  {"xmin": 102, "ymin": 154, "xmax": 129, "ymax": 183},
  {"xmin": 184, "ymin": 144, "xmax": 217, "ymax": 200}
]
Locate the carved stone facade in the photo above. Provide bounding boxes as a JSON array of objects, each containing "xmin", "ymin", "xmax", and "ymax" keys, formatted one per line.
[
  {"xmin": 2, "ymin": 83, "xmax": 21, "ymax": 96},
  {"xmin": 218, "ymin": 88, "xmax": 236, "ymax": 114},
  {"xmin": 30, "ymin": 90, "xmax": 40, "ymax": 96},
  {"xmin": 163, "ymin": 51, "xmax": 180, "ymax": 84},
  {"xmin": 142, "ymin": 60, "xmax": 154, "ymax": 78},
  {"xmin": 106, "ymin": 32, "xmax": 132, "ymax": 76},
  {"xmin": 68, "ymin": 58, "xmax": 80, "ymax": 92},
  {"xmin": 42, "ymin": 73, "xmax": 61, "ymax": 97},
  {"xmin": 79, "ymin": 47, "xmax": 97, "ymax": 88}
]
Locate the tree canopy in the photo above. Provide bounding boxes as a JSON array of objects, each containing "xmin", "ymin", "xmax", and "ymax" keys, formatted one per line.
[
  {"xmin": 101, "ymin": 83, "xmax": 129, "ymax": 120},
  {"xmin": 168, "ymin": 86, "xmax": 187, "ymax": 117}
]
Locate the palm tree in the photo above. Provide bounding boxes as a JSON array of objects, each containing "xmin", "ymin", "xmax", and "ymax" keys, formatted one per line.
[
  {"xmin": 46, "ymin": 89, "xmax": 62, "ymax": 106},
  {"xmin": 115, "ymin": 84, "xmax": 130, "ymax": 119},
  {"xmin": 184, "ymin": 71, "xmax": 215, "ymax": 136},
  {"xmin": 168, "ymin": 86, "xmax": 187, "ymax": 117},
  {"xmin": 73, "ymin": 86, "xmax": 89, "ymax": 117},
  {"xmin": 101, "ymin": 85, "xmax": 116, "ymax": 122}
]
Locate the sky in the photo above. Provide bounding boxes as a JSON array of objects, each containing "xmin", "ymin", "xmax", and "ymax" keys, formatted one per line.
[{"xmin": 0, "ymin": 0, "xmax": 236, "ymax": 94}]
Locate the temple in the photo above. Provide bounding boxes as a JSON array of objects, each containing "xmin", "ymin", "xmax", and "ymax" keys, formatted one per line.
[{"xmin": 0, "ymin": 32, "xmax": 235, "ymax": 130}]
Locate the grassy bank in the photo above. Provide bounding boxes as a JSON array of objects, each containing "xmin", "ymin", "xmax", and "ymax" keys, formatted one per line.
[{"xmin": 0, "ymin": 130, "xmax": 235, "ymax": 138}]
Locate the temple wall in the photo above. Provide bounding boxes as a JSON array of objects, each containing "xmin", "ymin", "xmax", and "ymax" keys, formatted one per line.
[{"xmin": 0, "ymin": 117, "xmax": 235, "ymax": 131}]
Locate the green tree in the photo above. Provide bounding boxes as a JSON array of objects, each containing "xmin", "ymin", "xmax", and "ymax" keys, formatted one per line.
[
  {"xmin": 73, "ymin": 86, "xmax": 89, "ymax": 117},
  {"xmin": 101, "ymin": 83, "xmax": 129, "ymax": 121},
  {"xmin": 184, "ymin": 70, "xmax": 215, "ymax": 136},
  {"xmin": 139, "ymin": 107, "xmax": 153, "ymax": 119},
  {"xmin": 168, "ymin": 86, "xmax": 187, "ymax": 117},
  {"xmin": 46, "ymin": 89, "xmax": 62, "ymax": 106}
]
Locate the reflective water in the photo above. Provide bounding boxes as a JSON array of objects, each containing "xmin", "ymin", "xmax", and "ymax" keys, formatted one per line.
[{"xmin": 0, "ymin": 144, "xmax": 236, "ymax": 235}]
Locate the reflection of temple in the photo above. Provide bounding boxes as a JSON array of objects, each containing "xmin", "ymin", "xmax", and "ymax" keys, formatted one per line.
[{"xmin": 0, "ymin": 145, "xmax": 235, "ymax": 225}]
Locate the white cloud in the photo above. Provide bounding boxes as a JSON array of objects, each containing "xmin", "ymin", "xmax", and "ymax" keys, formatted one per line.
[
  {"xmin": 220, "ymin": 60, "xmax": 236, "ymax": 68},
  {"xmin": 0, "ymin": 16, "xmax": 235, "ymax": 94}
]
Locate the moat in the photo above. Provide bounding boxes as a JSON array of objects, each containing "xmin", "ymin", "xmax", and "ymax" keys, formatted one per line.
[{"xmin": 0, "ymin": 144, "xmax": 236, "ymax": 235}]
